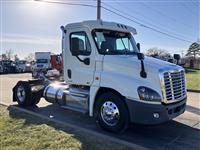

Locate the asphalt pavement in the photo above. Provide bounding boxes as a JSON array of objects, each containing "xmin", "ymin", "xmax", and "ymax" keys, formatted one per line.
[{"xmin": 0, "ymin": 73, "xmax": 200, "ymax": 150}]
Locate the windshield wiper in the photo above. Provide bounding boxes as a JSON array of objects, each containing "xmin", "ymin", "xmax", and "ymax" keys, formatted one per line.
[{"xmin": 120, "ymin": 38, "xmax": 129, "ymax": 55}]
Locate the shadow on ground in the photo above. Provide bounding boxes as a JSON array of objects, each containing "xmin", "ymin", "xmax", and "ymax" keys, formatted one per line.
[
  {"xmin": 8, "ymin": 104, "xmax": 200, "ymax": 150},
  {"xmin": 186, "ymin": 105, "xmax": 200, "ymax": 115},
  {"xmin": 185, "ymin": 68, "xmax": 200, "ymax": 74}
]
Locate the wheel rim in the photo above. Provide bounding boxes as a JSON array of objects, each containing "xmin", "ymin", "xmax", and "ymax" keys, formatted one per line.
[
  {"xmin": 17, "ymin": 86, "xmax": 26, "ymax": 102},
  {"xmin": 101, "ymin": 101, "xmax": 120, "ymax": 126}
]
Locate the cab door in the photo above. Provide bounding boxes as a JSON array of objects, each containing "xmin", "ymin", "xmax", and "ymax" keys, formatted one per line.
[{"xmin": 65, "ymin": 28, "xmax": 96, "ymax": 86}]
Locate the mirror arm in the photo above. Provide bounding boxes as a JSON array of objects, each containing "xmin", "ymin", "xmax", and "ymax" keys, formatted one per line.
[
  {"xmin": 76, "ymin": 56, "xmax": 83, "ymax": 62},
  {"xmin": 140, "ymin": 60, "xmax": 147, "ymax": 78},
  {"xmin": 75, "ymin": 56, "xmax": 90, "ymax": 65}
]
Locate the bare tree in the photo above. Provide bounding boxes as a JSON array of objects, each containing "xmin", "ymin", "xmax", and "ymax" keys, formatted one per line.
[
  {"xmin": 24, "ymin": 53, "xmax": 35, "ymax": 62},
  {"xmin": 1, "ymin": 54, "xmax": 7, "ymax": 60},
  {"xmin": 146, "ymin": 47, "xmax": 168, "ymax": 57},
  {"xmin": 5, "ymin": 49, "xmax": 13, "ymax": 60},
  {"xmin": 14, "ymin": 54, "xmax": 20, "ymax": 61}
]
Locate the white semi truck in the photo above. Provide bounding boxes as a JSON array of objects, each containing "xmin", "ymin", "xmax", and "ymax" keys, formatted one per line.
[
  {"xmin": 13, "ymin": 20, "xmax": 187, "ymax": 132},
  {"xmin": 32, "ymin": 52, "xmax": 51, "ymax": 78}
]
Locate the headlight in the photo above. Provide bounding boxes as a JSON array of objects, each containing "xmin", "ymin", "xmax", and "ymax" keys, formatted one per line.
[{"xmin": 138, "ymin": 86, "xmax": 161, "ymax": 102}]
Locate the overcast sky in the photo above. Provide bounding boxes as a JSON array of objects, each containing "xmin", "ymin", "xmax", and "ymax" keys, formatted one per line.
[{"xmin": 1, "ymin": 0, "xmax": 199, "ymax": 59}]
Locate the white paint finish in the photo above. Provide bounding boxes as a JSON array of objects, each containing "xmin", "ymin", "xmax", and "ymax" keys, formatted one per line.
[
  {"xmin": 100, "ymin": 55, "xmax": 177, "ymax": 101},
  {"xmin": 64, "ymin": 27, "xmax": 97, "ymax": 86},
  {"xmin": 62, "ymin": 19, "xmax": 186, "ymax": 115},
  {"xmin": 65, "ymin": 20, "xmax": 137, "ymax": 35},
  {"xmin": 33, "ymin": 52, "xmax": 52, "ymax": 70},
  {"xmin": 89, "ymin": 86, "xmax": 99, "ymax": 116}
]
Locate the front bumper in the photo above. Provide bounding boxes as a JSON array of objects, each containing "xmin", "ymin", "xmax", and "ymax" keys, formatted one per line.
[{"xmin": 125, "ymin": 97, "xmax": 186, "ymax": 125}]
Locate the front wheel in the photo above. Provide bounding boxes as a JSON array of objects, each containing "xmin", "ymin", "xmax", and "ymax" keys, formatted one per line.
[{"xmin": 94, "ymin": 92, "xmax": 129, "ymax": 133}]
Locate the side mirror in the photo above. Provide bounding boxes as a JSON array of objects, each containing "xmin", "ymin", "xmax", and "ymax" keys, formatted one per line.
[
  {"xmin": 137, "ymin": 52, "xmax": 144, "ymax": 60},
  {"xmin": 173, "ymin": 54, "xmax": 180, "ymax": 64},
  {"xmin": 137, "ymin": 43, "xmax": 140, "ymax": 52},
  {"xmin": 173, "ymin": 54, "xmax": 180, "ymax": 61},
  {"xmin": 137, "ymin": 53, "xmax": 147, "ymax": 78},
  {"xmin": 83, "ymin": 58, "xmax": 90, "ymax": 65}
]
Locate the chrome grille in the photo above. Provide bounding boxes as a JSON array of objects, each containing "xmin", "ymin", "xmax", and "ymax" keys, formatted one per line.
[{"xmin": 163, "ymin": 70, "xmax": 186, "ymax": 101}]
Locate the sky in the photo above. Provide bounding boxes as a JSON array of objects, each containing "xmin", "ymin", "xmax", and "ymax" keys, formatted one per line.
[{"xmin": 0, "ymin": 0, "xmax": 200, "ymax": 59}]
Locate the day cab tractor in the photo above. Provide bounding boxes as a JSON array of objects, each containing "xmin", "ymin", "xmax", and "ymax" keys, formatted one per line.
[
  {"xmin": 32, "ymin": 52, "xmax": 62, "ymax": 79},
  {"xmin": 13, "ymin": 20, "xmax": 187, "ymax": 132}
]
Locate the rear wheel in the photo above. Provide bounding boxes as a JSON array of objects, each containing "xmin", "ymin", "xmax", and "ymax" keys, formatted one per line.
[
  {"xmin": 13, "ymin": 81, "xmax": 42, "ymax": 106},
  {"xmin": 94, "ymin": 92, "xmax": 129, "ymax": 133},
  {"xmin": 31, "ymin": 90, "xmax": 43, "ymax": 105}
]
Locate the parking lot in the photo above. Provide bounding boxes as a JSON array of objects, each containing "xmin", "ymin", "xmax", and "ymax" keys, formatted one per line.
[{"xmin": 0, "ymin": 73, "xmax": 200, "ymax": 150}]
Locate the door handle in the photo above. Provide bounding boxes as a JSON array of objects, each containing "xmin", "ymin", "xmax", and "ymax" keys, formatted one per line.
[{"xmin": 67, "ymin": 69, "xmax": 71, "ymax": 78}]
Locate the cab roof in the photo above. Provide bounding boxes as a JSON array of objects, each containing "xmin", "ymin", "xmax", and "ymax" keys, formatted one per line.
[{"xmin": 65, "ymin": 20, "xmax": 137, "ymax": 34}]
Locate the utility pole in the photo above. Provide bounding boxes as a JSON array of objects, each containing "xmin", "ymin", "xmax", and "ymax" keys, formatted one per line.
[
  {"xmin": 181, "ymin": 50, "xmax": 184, "ymax": 57},
  {"xmin": 97, "ymin": 0, "xmax": 101, "ymax": 20}
]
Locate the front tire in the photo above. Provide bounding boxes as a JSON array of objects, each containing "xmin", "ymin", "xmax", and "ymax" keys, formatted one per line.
[{"xmin": 94, "ymin": 92, "xmax": 129, "ymax": 133}]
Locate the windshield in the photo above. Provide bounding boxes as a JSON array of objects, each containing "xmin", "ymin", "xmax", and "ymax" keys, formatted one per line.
[
  {"xmin": 2, "ymin": 60, "xmax": 12, "ymax": 65},
  {"xmin": 18, "ymin": 61, "xmax": 26, "ymax": 64},
  {"xmin": 92, "ymin": 29, "xmax": 139, "ymax": 55},
  {"xmin": 36, "ymin": 59, "xmax": 48, "ymax": 63}
]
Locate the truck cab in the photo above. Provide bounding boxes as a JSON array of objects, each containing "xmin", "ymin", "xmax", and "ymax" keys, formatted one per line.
[
  {"xmin": 32, "ymin": 52, "xmax": 51, "ymax": 78},
  {"xmin": 13, "ymin": 20, "xmax": 187, "ymax": 132},
  {"xmin": 50, "ymin": 54, "xmax": 63, "ymax": 73}
]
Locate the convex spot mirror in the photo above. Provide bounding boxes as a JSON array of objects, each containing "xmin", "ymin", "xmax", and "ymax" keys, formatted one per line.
[
  {"xmin": 137, "ymin": 52, "xmax": 144, "ymax": 60},
  {"xmin": 173, "ymin": 54, "xmax": 181, "ymax": 61},
  {"xmin": 83, "ymin": 58, "xmax": 90, "ymax": 65}
]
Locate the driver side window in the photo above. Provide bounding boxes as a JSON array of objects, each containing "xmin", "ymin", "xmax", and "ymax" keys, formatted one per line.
[{"xmin": 70, "ymin": 32, "xmax": 91, "ymax": 56}]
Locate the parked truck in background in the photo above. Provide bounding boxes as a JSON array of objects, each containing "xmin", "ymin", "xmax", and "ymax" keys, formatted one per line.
[
  {"xmin": 13, "ymin": 20, "xmax": 187, "ymax": 132},
  {"xmin": 50, "ymin": 54, "xmax": 63, "ymax": 73},
  {"xmin": 32, "ymin": 52, "xmax": 51, "ymax": 78}
]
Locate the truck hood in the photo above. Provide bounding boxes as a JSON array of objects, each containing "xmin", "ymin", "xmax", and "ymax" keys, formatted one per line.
[
  {"xmin": 104, "ymin": 55, "xmax": 179, "ymax": 69},
  {"xmin": 103, "ymin": 55, "xmax": 183, "ymax": 80},
  {"xmin": 101, "ymin": 55, "xmax": 185, "ymax": 100}
]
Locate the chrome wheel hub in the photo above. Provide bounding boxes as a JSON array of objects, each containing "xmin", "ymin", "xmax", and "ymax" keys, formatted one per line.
[
  {"xmin": 17, "ymin": 86, "xmax": 25, "ymax": 102},
  {"xmin": 101, "ymin": 101, "xmax": 120, "ymax": 126}
]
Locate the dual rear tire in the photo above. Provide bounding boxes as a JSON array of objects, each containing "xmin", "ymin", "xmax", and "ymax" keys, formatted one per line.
[{"xmin": 13, "ymin": 81, "xmax": 43, "ymax": 106}]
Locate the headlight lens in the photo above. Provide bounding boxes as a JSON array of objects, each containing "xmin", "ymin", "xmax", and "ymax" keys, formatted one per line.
[{"xmin": 138, "ymin": 86, "xmax": 161, "ymax": 102}]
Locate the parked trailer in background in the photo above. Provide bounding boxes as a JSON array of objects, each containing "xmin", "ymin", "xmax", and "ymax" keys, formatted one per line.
[{"xmin": 13, "ymin": 20, "xmax": 187, "ymax": 133}]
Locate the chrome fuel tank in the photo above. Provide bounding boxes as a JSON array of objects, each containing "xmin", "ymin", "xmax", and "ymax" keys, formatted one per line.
[
  {"xmin": 43, "ymin": 83, "xmax": 69, "ymax": 104},
  {"xmin": 43, "ymin": 83, "xmax": 89, "ymax": 112}
]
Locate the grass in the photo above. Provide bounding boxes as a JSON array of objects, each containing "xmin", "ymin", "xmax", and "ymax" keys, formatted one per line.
[
  {"xmin": 0, "ymin": 105, "xmax": 129, "ymax": 150},
  {"xmin": 185, "ymin": 68, "xmax": 200, "ymax": 90}
]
